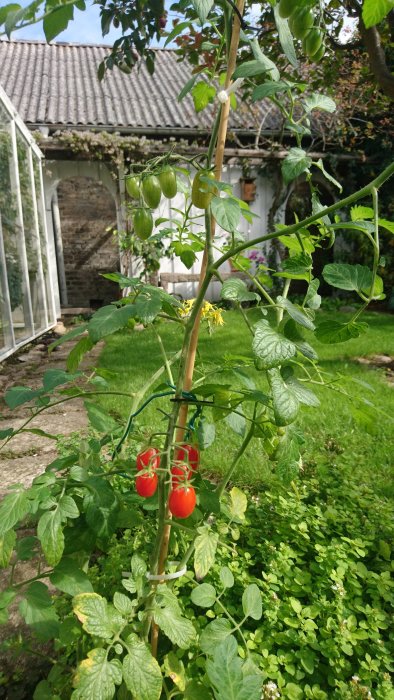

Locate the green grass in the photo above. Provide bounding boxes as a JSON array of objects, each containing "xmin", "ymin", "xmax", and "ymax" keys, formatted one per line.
[{"xmin": 97, "ymin": 309, "xmax": 394, "ymax": 494}]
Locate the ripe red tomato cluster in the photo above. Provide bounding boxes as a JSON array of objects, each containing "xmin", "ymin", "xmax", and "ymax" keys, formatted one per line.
[{"xmin": 135, "ymin": 443, "xmax": 199, "ymax": 519}]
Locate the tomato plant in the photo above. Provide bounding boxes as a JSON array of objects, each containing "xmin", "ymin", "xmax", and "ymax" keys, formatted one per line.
[
  {"xmin": 168, "ymin": 485, "xmax": 196, "ymax": 519},
  {"xmin": 1, "ymin": 0, "xmax": 394, "ymax": 699}
]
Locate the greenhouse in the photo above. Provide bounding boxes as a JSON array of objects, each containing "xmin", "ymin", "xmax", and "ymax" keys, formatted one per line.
[{"xmin": 0, "ymin": 84, "xmax": 57, "ymax": 361}]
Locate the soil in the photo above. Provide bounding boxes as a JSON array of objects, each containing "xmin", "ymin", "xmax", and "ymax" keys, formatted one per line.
[
  {"xmin": 0, "ymin": 330, "xmax": 103, "ymax": 495},
  {"xmin": 354, "ymin": 354, "xmax": 394, "ymax": 385}
]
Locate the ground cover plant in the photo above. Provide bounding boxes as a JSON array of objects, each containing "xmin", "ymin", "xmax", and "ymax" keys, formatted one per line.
[{"xmin": 1, "ymin": 0, "xmax": 394, "ymax": 698}]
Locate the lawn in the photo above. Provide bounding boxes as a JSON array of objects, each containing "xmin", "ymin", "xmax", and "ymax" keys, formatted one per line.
[{"xmin": 97, "ymin": 308, "xmax": 394, "ymax": 496}]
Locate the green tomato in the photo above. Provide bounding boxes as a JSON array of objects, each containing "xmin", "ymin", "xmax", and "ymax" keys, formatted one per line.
[
  {"xmin": 125, "ymin": 175, "xmax": 141, "ymax": 199},
  {"xmin": 158, "ymin": 166, "xmax": 178, "ymax": 199},
  {"xmin": 311, "ymin": 41, "xmax": 325, "ymax": 62},
  {"xmin": 133, "ymin": 208, "xmax": 153, "ymax": 240},
  {"xmin": 191, "ymin": 170, "xmax": 216, "ymax": 209},
  {"xmin": 142, "ymin": 175, "xmax": 162, "ymax": 209},
  {"xmin": 291, "ymin": 8, "xmax": 314, "ymax": 40},
  {"xmin": 303, "ymin": 27, "xmax": 323, "ymax": 57},
  {"xmin": 278, "ymin": 0, "xmax": 296, "ymax": 19}
]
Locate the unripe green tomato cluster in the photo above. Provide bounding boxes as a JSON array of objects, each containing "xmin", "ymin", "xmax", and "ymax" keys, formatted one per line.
[
  {"xmin": 278, "ymin": 0, "xmax": 325, "ymax": 62},
  {"xmin": 125, "ymin": 166, "xmax": 178, "ymax": 240}
]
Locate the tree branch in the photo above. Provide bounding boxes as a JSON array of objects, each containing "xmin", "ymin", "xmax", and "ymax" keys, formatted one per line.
[{"xmin": 359, "ymin": 18, "xmax": 394, "ymax": 100}]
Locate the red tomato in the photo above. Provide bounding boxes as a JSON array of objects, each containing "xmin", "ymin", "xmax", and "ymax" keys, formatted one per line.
[
  {"xmin": 169, "ymin": 486, "xmax": 196, "ymax": 519},
  {"xmin": 136, "ymin": 447, "xmax": 160, "ymax": 471},
  {"xmin": 171, "ymin": 462, "xmax": 191, "ymax": 487},
  {"xmin": 174, "ymin": 444, "xmax": 199, "ymax": 471},
  {"xmin": 136, "ymin": 473, "xmax": 158, "ymax": 498}
]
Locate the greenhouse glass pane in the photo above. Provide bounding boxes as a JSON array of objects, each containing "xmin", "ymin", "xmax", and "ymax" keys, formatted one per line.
[
  {"xmin": 33, "ymin": 155, "xmax": 54, "ymax": 323},
  {"xmin": 16, "ymin": 131, "xmax": 47, "ymax": 333},
  {"xmin": 0, "ymin": 103, "xmax": 32, "ymax": 342}
]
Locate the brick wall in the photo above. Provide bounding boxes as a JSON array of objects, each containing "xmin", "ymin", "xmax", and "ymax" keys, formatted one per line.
[{"xmin": 57, "ymin": 177, "xmax": 120, "ymax": 307}]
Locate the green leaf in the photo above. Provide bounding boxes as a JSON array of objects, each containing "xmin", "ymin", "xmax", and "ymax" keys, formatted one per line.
[
  {"xmin": 211, "ymin": 197, "xmax": 241, "ymax": 233},
  {"xmin": 322, "ymin": 263, "xmax": 374, "ymax": 294},
  {"xmin": 303, "ymin": 93, "xmax": 336, "ymax": 113},
  {"xmin": 37, "ymin": 509, "xmax": 64, "ymax": 567},
  {"xmin": 0, "ymin": 427, "xmax": 14, "ymax": 439},
  {"xmin": 191, "ymin": 81, "xmax": 216, "ymax": 112},
  {"xmin": 164, "ymin": 20, "xmax": 190, "ymax": 47},
  {"xmin": 4, "ymin": 385, "xmax": 42, "ymax": 408},
  {"xmin": 48, "ymin": 324, "xmax": 88, "ymax": 352},
  {"xmin": 276, "ymin": 253, "xmax": 313, "ymax": 281},
  {"xmin": 242, "ymin": 584, "xmax": 262, "ymax": 620},
  {"xmin": 268, "ymin": 368, "xmax": 300, "ymax": 427},
  {"xmin": 221, "ymin": 278, "xmax": 258, "ymax": 303},
  {"xmin": 153, "ymin": 601, "xmax": 196, "ymax": 649},
  {"xmin": 351, "ymin": 205, "xmax": 374, "ymax": 220},
  {"xmin": 0, "ymin": 4, "xmax": 21, "ymax": 26},
  {"xmin": 73, "ymin": 592, "xmax": 122, "ymax": 639},
  {"xmin": 83, "ymin": 476, "xmax": 118, "ymax": 540},
  {"xmin": 191, "ymin": 0, "xmax": 214, "ymax": 24},
  {"xmin": 123, "ymin": 638, "xmax": 162, "ymax": 700},
  {"xmin": 285, "ymin": 377, "xmax": 320, "ymax": 407},
  {"xmin": 72, "ymin": 648, "xmax": 122, "ymax": 700},
  {"xmin": 273, "ymin": 5, "xmax": 298, "ymax": 68},
  {"xmin": 178, "ymin": 74, "xmax": 198, "ymax": 102},
  {"xmin": 88, "ymin": 304, "xmax": 135, "ymax": 343},
  {"xmin": 252, "ymin": 320, "xmax": 297, "ymax": 369},
  {"xmin": 164, "ymin": 652, "xmax": 186, "ymax": 692},
  {"xmin": 285, "ymin": 683, "xmax": 304, "ymax": 700},
  {"xmin": 362, "ymin": 0, "xmax": 393, "ymax": 28},
  {"xmin": 275, "ymin": 432, "xmax": 302, "ymax": 483},
  {"xmin": 132, "ymin": 288, "xmax": 163, "ymax": 324},
  {"xmin": 276, "ymin": 296, "xmax": 315, "ymax": 330},
  {"xmin": 199, "ymin": 618, "xmax": 232, "ymax": 655},
  {"xmin": 19, "ymin": 582, "xmax": 59, "ymax": 641},
  {"xmin": 305, "ymin": 279, "xmax": 321, "ymax": 310},
  {"xmin": 0, "ymin": 529, "xmax": 16, "ymax": 567},
  {"xmin": 283, "ymin": 319, "xmax": 318, "ymax": 361},
  {"xmin": 225, "ymin": 411, "xmax": 246, "ymax": 436},
  {"xmin": 84, "ymin": 400, "xmax": 120, "ymax": 433},
  {"xmin": 300, "ymin": 649, "xmax": 315, "ymax": 674},
  {"xmin": 206, "ymin": 636, "xmax": 262, "ymax": 699},
  {"xmin": 282, "ymin": 148, "xmax": 312, "ymax": 184},
  {"xmin": 249, "ymin": 38, "xmax": 280, "ymax": 80},
  {"xmin": 42, "ymin": 369, "xmax": 78, "ymax": 392},
  {"xmin": 233, "ymin": 59, "xmax": 278, "ymax": 79},
  {"xmin": 315, "ymin": 320, "xmax": 369, "ymax": 344},
  {"xmin": 67, "ymin": 335, "xmax": 94, "ymax": 373},
  {"xmin": 252, "ymin": 80, "xmax": 288, "ymax": 101},
  {"xmin": 196, "ymin": 417, "xmax": 216, "ymax": 449},
  {"xmin": 43, "ymin": 3, "xmax": 74, "ymax": 42},
  {"xmin": 314, "ymin": 158, "xmax": 342, "ymax": 192},
  {"xmin": 229, "ymin": 486, "xmax": 247, "ymax": 521},
  {"xmin": 194, "ymin": 526, "xmax": 219, "ymax": 579},
  {"xmin": 50, "ymin": 558, "xmax": 93, "ymax": 596},
  {"xmin": 0, "ymin": 489, "xmax": 30, "ymax": 536},
  {"xmin": 191, "ymin": 583, "xmax": 216, "ymax": 608},
  {"xmin": 113, "ymin": 592, "xmax": 134, "ymax": 616},
  {"xmin": 220, "ymin": 566, "xmax": 234, "ymax": 588}
]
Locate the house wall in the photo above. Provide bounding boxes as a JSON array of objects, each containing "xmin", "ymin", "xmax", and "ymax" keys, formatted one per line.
[{"xmin": 42, "ymin": 159, "xmax": 276, "ymax": 308}]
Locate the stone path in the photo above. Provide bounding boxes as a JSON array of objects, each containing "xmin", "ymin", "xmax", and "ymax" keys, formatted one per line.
[{"xmin": 0, "ymin": 332, "xmax": 102, "ymax": 495}]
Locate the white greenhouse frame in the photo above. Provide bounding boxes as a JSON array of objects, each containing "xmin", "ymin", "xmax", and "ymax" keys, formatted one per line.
[{"xmin": 0, "ymin": 84, "xmax": 57, "ymax": 362}]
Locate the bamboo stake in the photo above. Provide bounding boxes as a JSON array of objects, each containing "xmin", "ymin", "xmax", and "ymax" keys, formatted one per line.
[{"xmin": 150, "ymin": 0, "xmax": 246, "ymax": 657}]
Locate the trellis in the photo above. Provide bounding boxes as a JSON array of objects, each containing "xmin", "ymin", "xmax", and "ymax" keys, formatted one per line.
[{"xmin": 0, "ymin": 84, "xmax": 57, "ymax": 361}]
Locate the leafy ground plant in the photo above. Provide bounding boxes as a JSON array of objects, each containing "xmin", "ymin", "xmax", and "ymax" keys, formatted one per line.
[{"xmin": 1, "ymin": 0, "xmax": 394, "ymax": 699}]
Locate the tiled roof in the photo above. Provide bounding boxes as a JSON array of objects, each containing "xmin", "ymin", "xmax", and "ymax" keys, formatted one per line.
[{"xmin": 0, "ymin": 39, "xmax": 281, "ymax": 134}]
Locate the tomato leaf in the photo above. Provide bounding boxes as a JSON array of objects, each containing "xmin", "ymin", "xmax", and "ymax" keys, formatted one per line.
[
  {"xmin": 206, "ymin": 635, "xmax": 262, "ymax": 699},
  {"xmin": 0, "ymin": 489, "xmax": 30, "ymax": 537},
  {"xmin": 221, "ymin": 277, "xmax": 258, "ymax": 303},
  {"xmin": 191, "ymin": 583, "xmax": 217, "ymax": 608},
  {"xmin": 253, "ymin": 320, "xmax": 297, "ymax": 369},
  {"xmin": 194, "ymin": 526, "xmax": 219, "ymax": 579},
  {"xmin": 123, "ymin": 636, "xmax": 162, "ymax": 700},
  {"xmin": 268, "ymin": 368, "xmax": 300, "ymax": 427},
  {"xmin": 50, "ymin": 558, "xmax": 93, "ymax": 596},
  {"xmin": 282, "ymin": 148, "xmax": 312, "ymax": 184},
  {"xmin": 72, "ymin": 648, "xmax": 122, "ymax": 700},
  {"xmin": 242, "ymin": 584, "xmax": 262, "ymax": 620}
]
